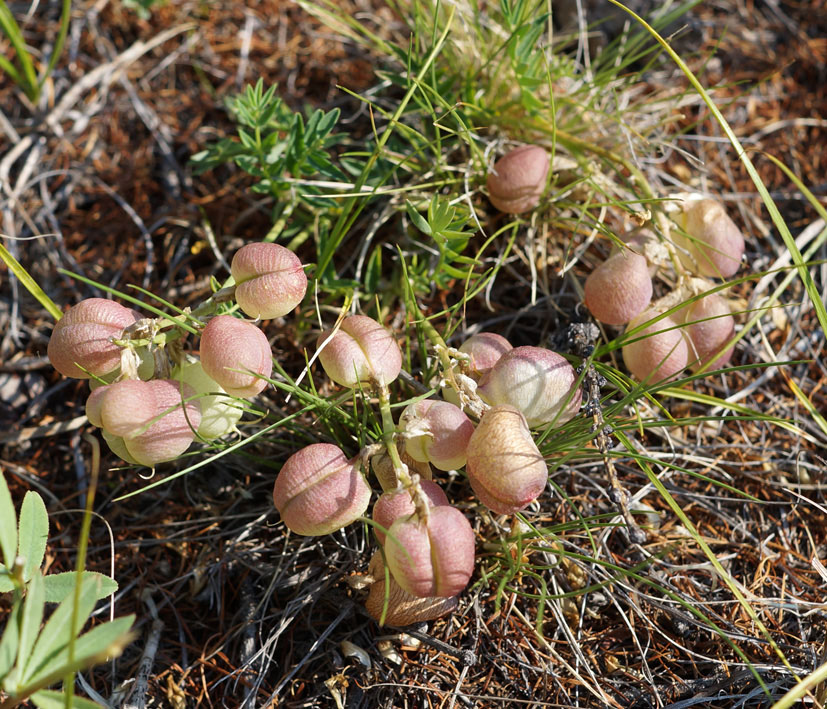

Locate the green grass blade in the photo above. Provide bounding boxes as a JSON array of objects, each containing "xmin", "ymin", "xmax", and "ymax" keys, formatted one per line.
[
  {"xmin": 0, "ymin": 243, "xmax": 63, "ymax": 321},
  {"xmin": 770, "ymin": 661, "xmax": 827, "ymax": 709},
  {"xmin": 39, "ymin": 0, "xmax": 71, "ymax": 94},
  {"xmin": 0, "ymin": 1, "xmax": 39, "ymax": 101}
]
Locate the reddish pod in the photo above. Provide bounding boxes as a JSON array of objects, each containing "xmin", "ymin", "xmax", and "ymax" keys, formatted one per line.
[
  {"xmin": 478, "ymin": 346, "xmax": 581, "ymax": 428},
  {"xmin": 48, "ymin": 298, "xmax": 137, "ymax": 379},
  {"xmin": 94, "ymin": 379, "xmax": 202, "ymax": 467},
  {"xmin": 231, "ymin": 242, "xmax": 307, "ymax": 320},
  {"xmin": 681, "ymin": 294, "xmax": 735, "ymax": 372},
  {"xmin": 364, "ymin": 552, "xmax": 458, "ymax": 626},
  {"xmin": 400, "ymin": 400, "xmax": 475, "ymax": 471},
  {"xmin": 622, "ymin": 312, "xmax": 689, "ymax": 382},
  {"xmin": 486, "ymin": 145, "xmax": 550, "ymax": 214},
  {"xmin": 465, "ymin": 405, "xmax": 548, "ymax": 515},
  {"xmin": 458, "ymin": 332, "xmax": 513, "ymax": 378},
  {"xmin": 675, "ymin": 199, "xmax": 744, "ymax": 278},
  {"xmin": 273, "ymin": 443, "xmax": 372, "ymax": 536},
  {"xmin": 317, "ymin": 315, "xmax": 402, "ymax": 389},
  {"xmin": 584, "ymin": 249, "xmax": 653, "ymax": 326},
  {"xmin": 384, "ymin": 505, "xmax": 475, "ymax": 598},
  {"xmin": 372, "ymin": 480, "xmax": 450, "ymax": 545},
  {"xmin": 199, "ymin": 315, "xmax": 273, "ymax": 398}
]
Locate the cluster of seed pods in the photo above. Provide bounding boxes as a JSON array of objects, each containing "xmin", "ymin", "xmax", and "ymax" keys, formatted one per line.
[
  {"xmin": 485, "ymin": 146, "xmax": 744, "ymax": 384},
  {"xmin": 47, "ymin": 242, "xmax": 307, "ymax": 466},
  {"xmin": 584, "ymin": 200, "xmax": 744, "ymax": 382},
  {"xmin": 271, "ymin": 316, "xmax": 583, "ymax": 624}
]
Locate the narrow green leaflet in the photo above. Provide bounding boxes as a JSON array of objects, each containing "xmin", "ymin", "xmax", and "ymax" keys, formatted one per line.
[
  {"xmin": 0, "ymin": 471, "xmax": 17, "ymax": 568},
  {"xmin": 42, "ymin": 572, "xmax": 118, "ymax": 604},
  {"xmin": 0, "ymin": 600, "xmax": 21, "ymax": 681},
  {"xmin": 31, "ymin": 689, "xmax": 103, "ymax": 709},
  {"xmin": 22, "ymin": 574, "xmax": 102, "ymax": 686},
  {"xmin": 0, "ymin": 567, "xmax": 13, "ymax": 593},
  {"xmin": 15, "ymin": 570, "xmax": 45, "ymax": 685},
  {"xmin": 17, "ymin": 491, "xmax": 49, "ymax": 583},
  {"xmin": 23, "ymin": 615, "xmax": 135, "ymax": 689}
]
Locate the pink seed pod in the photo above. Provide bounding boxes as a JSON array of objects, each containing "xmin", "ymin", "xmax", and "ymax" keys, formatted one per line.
[
  {"xmin": 98, "ymin": 380, "xmax": 158, "ymax": 437},
  {"xmin": 365, "ymin": 552, "xmax": 458, "ymax": 626},
  {"xmin": 273, "ymin": 443, "xmax": 372, "ymax": 536},
  {"xmin": 478, "ymin": 346, "xmax": 582, "ymax": 428},
  {"xmin": 317, "ymin": 315, "xmax": 402, "ymax": 389},
  {"xmin": 622, "ymin": 312, "xmax": 689, "ymax": 382},
  {"xmin": 486, "ymin": 145, "xmax": 550, "ymax": 214},
  {"xmin": 584, "ymin": 249, "xmax": 653, "ymax": 325},
  {"xmin": 681, "ymin": 294, "xmax": 735, "ymax": 372},
  {"xmin": 231, "ymin": 242, "xmax": 308, "ymax": 320},
  {"xmin": 172, "ymin": 359, "xmax": 243, "ymax": 440},
  {"xmin": 98, "ymin": 379, "xmax": 202, "ymax": 467},
  {"xmin": 85, "ymin": 385, "xmax": 110, "ymax": 428},
  {"xmin": 458, "ymin": 332, "xmax": 513, "ymax": 378},
  {"xmin": 465, "ymin": 405, "xmax": 547, "ymax": 515},
  {"xmin": 372, "ymin": 480, "xmax": 450, "ymax": 545},
  {"xmin": 199, "ymin": 315, "xmax": 272, "ymax": 398},
  {"xmin": 101, "ymin": 430, "xmax": 139, "ymax": 465},
  {"xmin": 675, "ymin": 199, "xmax": 744, "ymax": 278},
  {"xmin": 48, "ymin": 298, "xmax": 137, "ymax": 379},
  {"xmin": 384, "ymin": 505, "xmax": 475, "ymax": 598},
  {"xmin": 401, "ymin": 400, "xmax": 475, "ymax": 471}
]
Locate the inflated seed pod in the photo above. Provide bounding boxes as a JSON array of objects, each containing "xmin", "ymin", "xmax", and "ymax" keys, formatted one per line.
[
  {"xmin": 681, "ymin": 294, "xmax": 735, "ymax": 372},
  {"xmin": 400, "ymin": 400, "xmax": 475, "ymax": 471},
  {"xmin": 584, "ymin": 249, "xmax": 653, "ymax": 325},
  {"xmin": 85, "ymin": 385, "xmax": 110, "ymax": 428},
  {"xmin": 371, "ymin": 448, "xmax": 432, "ymax": 491},
  {"xmin": 272, "ymin": 443, "xmax": 372, "ymax": 536},
  {"xmin": 172, "ymin": 359, "xmax": 243, "ymax": 440},
  {"xmin": 372, "ymin": 480, "xmax": 450, "ymax": 545},
  {"xmin": 199, "ymin": 315, "xmax": 273, "ymax": 398},
  {"xmin": 384, "ymin": 505, "xmax": 475, "ymax": 598},
  {"xmin": 621, "ymin": 312, "xmax": 688, "ymax": 382},
  {"xmin": 48, "ymin": 298, "xmax": 137, "ymax": 379},
  {"xmin": 317, "ymin": 315, "xmax": 402, "ymax": 389},
  {"xmin": 231, "ymin": 242, "xmax": 307, "ymax": 320},
  {"xmin": 97, "ymin": 380, "xmax": 158, "ymax": 437},
  {"xmin": 97, "ymin": 379, "xmax": 202, "ymax": 467},
  {"xmin": 459, "ymin": 332, "xmax": 513, "ymax": 378},
  {"xmin": 674, "ymin": 199, "xmax": 744, "ymax": 278},
  {"xmin": 477, "ymin": 346, "xmax": 581, "ymax": 428},
  {"xmin": 465, "ymin": 405, "xmax": 547, "ymax": 515},
  {"xmin": 101, "ymin": 430, "xmax": 139, "ymax": 465},
  {"xmin": 486, "ymin": 145, "xmax": 550, "ymax": 214},
  {"xmin": 365, "ymin": 552, "xmax": 458, "ymax": 626}
]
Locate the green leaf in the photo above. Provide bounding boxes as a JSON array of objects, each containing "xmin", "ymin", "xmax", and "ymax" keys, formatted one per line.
[
  {"xmin": 0, "ymin": 472, "xmax": 16, "ymax": 569},
  {"xmin": 405, "ymin": 200, "xmax": 432, "ymax": 235},
  {"xmin": 315, "ymin": 108, "xmax": 340, "ymax": 141},
  {"xmin": 0, "ymin": 598, "xmax": 21, "ymax": 681},
  {"xmin": 0, "ymin": 566, "xmax": 13, "ymax": 593},
  {"xmin": 22, "ymin": 574, "xmax": 102, "ymax": 685},
  {"xmin": 17, "ymin": 491, "xmax": 49, "ymax": 583},
  {"xmin": 43, "ymin": 572, "xmax": 118, "ymax": 604},
  {"xmin": 16, "ymin": 570, "xmax": 45, "ymax": 682},
  {"xmin": 24, "ymin": 615, "xmax": 135, "ymax": 689},
  {"xmin": 31, "ymin": 689, "xmax": 103, "ymax": 709}
]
